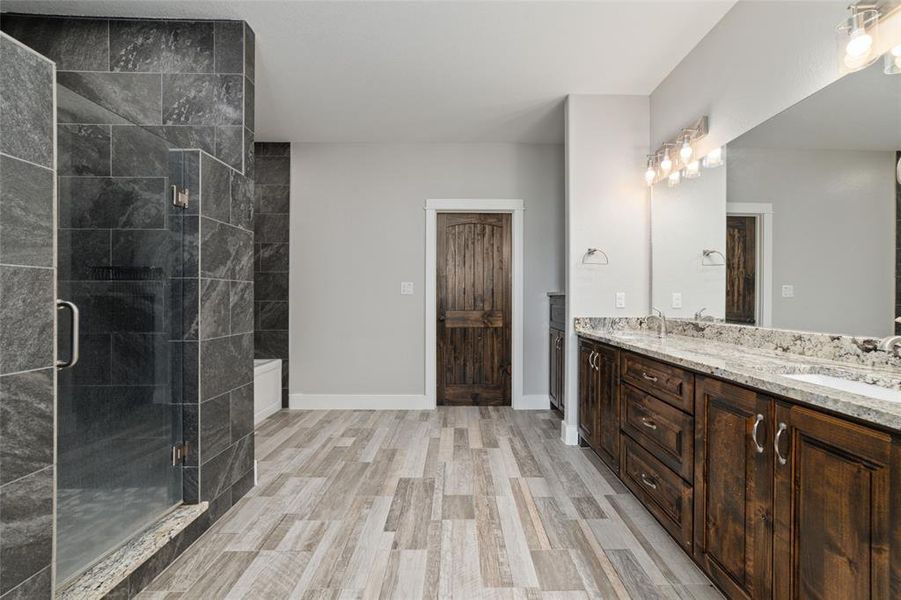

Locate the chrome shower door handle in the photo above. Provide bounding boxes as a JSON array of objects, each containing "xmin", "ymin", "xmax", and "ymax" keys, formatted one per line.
[{"xmin": 56, "ymin": 300, "xmax": 80, "ymax": 369}]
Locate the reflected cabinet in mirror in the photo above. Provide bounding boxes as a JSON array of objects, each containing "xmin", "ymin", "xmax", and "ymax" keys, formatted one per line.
[{"xmin": 651, "ymin": 60, "xmax": 901, "ymax": 337}]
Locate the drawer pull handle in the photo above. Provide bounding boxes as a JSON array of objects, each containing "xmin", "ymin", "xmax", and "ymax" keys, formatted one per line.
[
  {"xmin": 639, "ymin": 473, "xmax": 658, "ymax": 490},
  {"xmin": 774, "ymin": 422, "xmax": 788, "ymax": 465},
  {"xmin": 641, "ymin": 372, "xmax": 658, "ymax": 383},
  {"xmin": 751, "ymin": 414, "xmax": 765, "ymax": 454},
  {"xmin": 640, "ymin": 417, "xmax": 657, "ymax": 431}
]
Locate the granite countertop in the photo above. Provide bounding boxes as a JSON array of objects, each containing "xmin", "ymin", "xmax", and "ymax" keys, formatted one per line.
[{"xmin": 575, "ymin": 321, "xmax": 901, "ymax": 433}]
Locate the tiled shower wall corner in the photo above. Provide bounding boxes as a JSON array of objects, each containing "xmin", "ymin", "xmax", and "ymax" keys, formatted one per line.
[
  {"xmin": 1, "ymin": 14, "xmax": 255, "ymax": 175},
  {"xmin": 179, "ymin": 150, "xmax": 256, "ymax": 508},
  {"xmin": 0, "ymin": 33, "xmax": 56, "ymax": 599},
  {"xmin": 253, "ymin": 143, "xmax": 290, "ymax": 407}
]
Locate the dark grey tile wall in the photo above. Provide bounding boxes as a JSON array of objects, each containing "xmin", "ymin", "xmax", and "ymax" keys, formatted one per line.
[
  {"xmin": 253, "ymin": 143, "xmax": 290, "ymax": 407},
  {"xmin": 0, "ymin": 33, "xmax": 56, "ymax": 600},
  {"xmin": 1, "ymin": 15, "xmax": 255, "ymax": 175}
]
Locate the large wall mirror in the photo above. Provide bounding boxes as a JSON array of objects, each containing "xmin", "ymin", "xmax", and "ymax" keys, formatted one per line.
[{"xmin": 651, "ymin": 60, "xmax": 901, "ymax": 337}]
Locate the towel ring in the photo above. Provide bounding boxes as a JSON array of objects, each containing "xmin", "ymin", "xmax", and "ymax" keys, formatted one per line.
[
  {"xmin": 702, "ymin": 249, "xmax": 726, "ymax": 266},
  {"xmin": 582, "ymin": 248, "xmax": 609, "ymax": 265}
]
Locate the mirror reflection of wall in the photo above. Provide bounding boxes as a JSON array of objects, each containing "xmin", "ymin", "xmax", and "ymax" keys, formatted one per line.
[{"xmin": 650, "ymin": 60, "xmax": 901, "ymax": 338}]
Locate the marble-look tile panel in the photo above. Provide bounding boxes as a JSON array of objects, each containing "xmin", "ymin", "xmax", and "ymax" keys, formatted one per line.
[
  {"xmin": 258, "ymin": 185, "xmax": 290, "ymax": 213},
  {"xmin": 254, "ymin": 155, "xmax": 290, "ymax": 186},
  {"xmin": 1, "ymin": 566, "xmax": 52, "ymax": 599},
  {"xmin": 200, "ymin": 278, "xmax": 230, "ymax": 340},
  {"xmin": 229, "ymin": 281, "xmax": 254, "ymax": 335},
  {"xmin": 254, "ymin": 330, "xmax": 288, "ymax": 361},
  {"xmin": 0, "ymin": 35, "xmax": 54, "ymax": 167},
  {"xmin": 56, "ymin": 334, "xmax": 111, "ymax": 387},
  {"xmin": 0, "ymin": 369, "xmax": 53, "ymax": 485},
  {"xmin": 57, "ymin": 71, "xmax": 163, "ymax": 126},
  {"xmin": 214, "ymin": 126, "xmax": 244, "ymax": 173},
  {"xmin": 0, "ymin": 155, "xmax": 54, "ymax": 267},
  {"xmin": 229, "ymin": 383, "xmax": 253, "ymax": 444},
  {"xmin": 169, "ymin": 279, "xmax": 199, "ymax": 341},
  {"xmin": 200, "ymin": 154, "xmax": 232, "ymax": 223},
  {"xmin": 244, "ymin": 78, "xmax": 255, "ymax": 132},
  {"xmin": 162, "ymin": 74, "xmax": 243, "ymax": 126},
  {"xmin": 243, "ymin": 23, "xmax": 255, "ymax": 82},
  {"xmin": 254, "ymin": 213, "xmax": 289, "ymax": 243},
  {"xmin": 214, "ymin": 21, "xmax": 245, "ymax": 75},
  {"xmin": 0, "ymin": 466, "xmax": 53, "ymax": 595},
  {"xmin": 109, "ymin": 20, "xmax": 214, "ymax": 73},
  {"xmin": 257, "ymin": 243, "xmax": 289, "ymax": 272},
  {"xmin": 258, "ymin": 301, "xmax": 288, "ymax": 331},
  {"xmin": 68, "ymin": 281, "xmax": 165, "ymax": 334},
  {"xmin": 58, "ymin": 176, "xmax": 166, "ymax": 229},
  {"xmin": 111, "ymin": 229, "xmax": 174, "ymax": 273},
  {"xmin": 109, "ymin": 333, "xmax": 167, "ymax": 386},
  {"xmin": 0, "ymin": 266, "xmax": 53, "ymax": 375},
  {"xmin": 199, "ymin": 433, "xmax": 253, "ymax": 501},
  {"xmin": 58, "ymin": 124, "xmax": 111, "ymax": 176},
  {"xmin": 1, "ymin": 16, "xmax": 108, "ymax": 71},
  {"xmin": 200, "ymin": 392, "xmax": 231, "ymax": 462},
  {"xmin": 200, "ymin": 332, "xmax": 253, "ymax": 401},
  {"xmin": 112, "ymin": 125, "xmax": 214, "ymax": 178},
  {"xmin": 255, "ymin": 142, "xmax": 290, "ymax": 157},
  {"xmin": 170, "ymin": 215, "xmax": 199, "ymax": 277},
  {"xmin": 57, "ymin": 229, "xmax": 111, "ymax": 281},
  {"xmin": 229, "ymin": 171, "xmax": 254, "ymax": 230},
  {"xmin": 243, "ymin": 127, "xmax": 254, "ymax": 177},
  {"xmin": 200, "ymin": 218, "xmax": 253, "ymax": 281},
  {"xmin": 254, "ymin": 271, "xmax": 288, "ymax": 300},
  {"xmin": 575, "ymin": 318, "xmax": 901, "ymax": 431}
]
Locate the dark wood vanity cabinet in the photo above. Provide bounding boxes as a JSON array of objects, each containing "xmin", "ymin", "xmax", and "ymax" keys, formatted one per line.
[
  {"xmin": 577, "ymin": 338, "xmax": 619, "ymax": 473},
  {"xmin": 576, "ymin": 335, "xmax": 900, "ymax": 600},
  {"xmin": 548, "ymin": 294, "xmax": 565, "ymax": 413}
]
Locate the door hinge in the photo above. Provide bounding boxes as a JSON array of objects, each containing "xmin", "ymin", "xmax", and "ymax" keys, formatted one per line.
[
  {"xmin": 171, "ymin": 185, "xmax": 190, "ymax": 209},
  {"xmin": 171, "ymin": 441, "xmax": 190, "ymax": 465}
]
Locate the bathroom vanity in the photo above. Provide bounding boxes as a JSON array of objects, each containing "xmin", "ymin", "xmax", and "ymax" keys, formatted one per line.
[{"xmin": 576, "ymin": 320, "xmax": 901, "ymax": 600}]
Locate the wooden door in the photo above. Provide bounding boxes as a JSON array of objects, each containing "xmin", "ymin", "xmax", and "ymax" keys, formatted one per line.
[
  {"xmin": 694, "ymin": 377, "xmax": 773, "ymax": 600},
  {"xmin": 437, "ymin": 213, "xmax": 512, "ymax": 405},
  {"xmin": 549, "ymin": 328, "xmax": 564, "ymax": 412},
  {"xmin": 594, "ymin": 344, "xmax": 619, "ymax": 473},
  {"xmin": 577, "ymin": 340, "xmax": 598, "ymax": 446},
  {"xmin": 773, "ymin": 403, "xmax": 893, "ymax": 600},
  {"xmin": 726, "ymin": 215, "xmax": 757, "ymax": 325}
]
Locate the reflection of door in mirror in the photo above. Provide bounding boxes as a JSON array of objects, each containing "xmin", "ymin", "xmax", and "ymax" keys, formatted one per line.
[{"xmin": 726, "ymin": 216, "xmax": 757, "ymax": 324}]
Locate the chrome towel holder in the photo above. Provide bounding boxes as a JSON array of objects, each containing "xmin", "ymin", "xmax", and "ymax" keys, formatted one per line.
[
  {"xmin": 582, "ymin": 248, "xmax": 609, "ymax": 265},
  {"xmin": 702, "ymin": 249, "xmax": 726, "ymax": 266}
]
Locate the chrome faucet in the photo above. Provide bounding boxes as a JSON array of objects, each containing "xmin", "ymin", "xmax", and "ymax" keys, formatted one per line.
[
  {"xmin": 879, "ymin": 318, "xmax": 901, "ymax": 357},
  {"xmin": 648, "ymin": 307, "xmax": 667, "ymax": 339},
  {"xmin": 694, "ymin": 307, "xmax": 706, "ymax": 320}
]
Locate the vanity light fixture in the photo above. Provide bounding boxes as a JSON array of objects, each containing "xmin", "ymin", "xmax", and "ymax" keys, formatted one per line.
[
  {"xmin": 886, "ymin": 43, "xmax": 901, "ymax": 73},
  {"xmin": 659, "ymin": 145, "xmax": 674, "ymax": 176},
  {"xmin": 837, "ymin": 3, "xmax": 881, "ymax": 72},
  {"xmin": 679, "ymin": 131, "xmax": 694, "ymax": 163},
  {"xmin": 684, "ymin": 160, "xmax": 701, "ymax": 179},
  {"xmin": 644, "ymin": 155, "xmax": 658, "ymax": 186},
  {"xmin": 702, "ymin": 146, "xmax": 724, "ymax": 168},
  {"xmin": 667, "ymin": 170, "xmax": 682, "ymax": 187},
  {"xmin": 643, "ymin": 116, "xmax": 708, "ymax": 186}
]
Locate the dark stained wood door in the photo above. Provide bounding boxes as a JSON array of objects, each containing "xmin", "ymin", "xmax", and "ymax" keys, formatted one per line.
[
  {"xmin": 726, "ymin": 215, "xmax": 757, "ymax": 325},
  {"xmin": 549, "ymin": 328, "xmax": 564, "ymax": 413},
  {"xmin": 773, "ymin": 403, "xmax": 893, "ymax": 600},
  {"xmin": 577, "ymin": 340, "xmax": 598, "ymax": 446},
  {"xmin": 694, "ymin": 377, "xmax": 773, "ymax": 600},
  {"xmin": 594, "ymin": 344, "xmax": 619, "ymax": 474},
  {"xmin": 437, "ymin": 213, "xmax": 511, "ymax": 405}
]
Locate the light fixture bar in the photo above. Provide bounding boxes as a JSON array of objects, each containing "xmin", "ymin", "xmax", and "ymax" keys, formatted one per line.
[{"xmin": 644, "ymin": 116, "xmax": 709, "ymax": 186}]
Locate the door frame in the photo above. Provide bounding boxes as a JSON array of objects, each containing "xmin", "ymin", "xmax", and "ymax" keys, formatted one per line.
[
  {"xmin": 726, "ymin": 202, "xmax": 773, "ymax": 327},
  {"xmin": 425, "ymin": 199, "xmax": 524, "ymax": 409}
]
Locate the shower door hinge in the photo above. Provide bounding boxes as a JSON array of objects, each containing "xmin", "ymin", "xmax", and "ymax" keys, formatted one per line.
[
  {"xmin": 171, "ymin": 441, "xmax": 190, "ymax": 465},
  {"xmin": 171, "ymin": 185, "xmax": 190, "ymax": 209}
]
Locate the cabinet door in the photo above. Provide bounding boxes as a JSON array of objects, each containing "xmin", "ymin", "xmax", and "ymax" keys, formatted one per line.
[
  {"xmin": 555, "ymin": 331, "xmax": 565, "ymax": 416},
  {"xmin": 694, "ymin": 377, "xmax": 773, "ymax": 600},
  {"xmin": 773, "ymin": 404, "xmax": 893, "ymax": 600},
  {"xmin": 577, "ymin": 341, "xmax": 597, "ymax": 446},
  {"xmin": 594, "ymin": 344, "xmax": 619, "ymax": 472},
  {"xmin": 549, "ymin": 330, "xmax": 559, "ymax": 409}
]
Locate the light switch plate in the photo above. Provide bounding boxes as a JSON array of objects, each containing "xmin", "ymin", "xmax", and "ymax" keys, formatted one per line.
[
  {"xmin": 781, "ymin": 284, "xmax": 794, "ymax": 298},
  {"xmin": 615, "ymin": 292, "xmax": 626, "ymax": 308},
  {"xmin": 400, "ymin": 281, "xmax": 414, "ymax": 295},
  {"xmin": 671, "ymin": 292, "xmax": 682, "ymax": 309}
]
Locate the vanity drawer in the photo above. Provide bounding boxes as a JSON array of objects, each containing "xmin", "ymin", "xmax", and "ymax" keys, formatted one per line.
[
  {"xmin": 621, "ymin": 436, "xmax": 693, "ymax": 550},
  {"xmin": 621, "ymin": 352, "xmax": 694, "ymax": 413},
  {"xmin": 621, "ymin": 383, "xmax": 694, "ymax": 481}
]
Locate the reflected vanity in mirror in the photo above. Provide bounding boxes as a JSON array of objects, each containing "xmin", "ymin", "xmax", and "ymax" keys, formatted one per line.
[{"xmin": 651, "ymin": 59, "xmax": 901, "ymax": 337}]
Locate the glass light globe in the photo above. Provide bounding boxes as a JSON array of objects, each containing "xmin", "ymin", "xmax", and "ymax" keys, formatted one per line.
[
  {"xmin": 644, "ymin": 166, "xmax": 656, "ymax": 185},
  {"xmin": 667, "ymin": 170, "xmax": 681, "ymax": 187},
  {"xmin": 702, "ymin": 147, "xmax": 723, "ymax": 168},
  {"xmin": 846, "ymin": 27, "xmax": 873, "ymax": 58},
  {"xmin": 684, "ymin": 160, "xmax": 701, "ymax": 179},
  {"xmin": 659, "ymin": 150, "xmax": 673, "ymax": 175},
  {"xmin": 679, "ymin": 139, "xmax": 693, "ymax": 163}
]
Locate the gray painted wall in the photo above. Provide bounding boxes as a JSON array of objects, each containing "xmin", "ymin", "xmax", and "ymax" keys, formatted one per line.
[
  {"xmin": 0, "ymin": 32, "xmax": 56, "ymax": 600},
  {"xmin": 727, "ymin": 146, "xmax": 896, "ymax": 336},
  {"xmin": 290, "ymin": 143, "xmax": 564, "ymax": 401}
]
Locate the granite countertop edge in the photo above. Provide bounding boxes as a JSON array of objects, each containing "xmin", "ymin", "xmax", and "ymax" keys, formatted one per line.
[{"xmin": 575, "ymin": 324, "xmax": 901, "ymax": 433}]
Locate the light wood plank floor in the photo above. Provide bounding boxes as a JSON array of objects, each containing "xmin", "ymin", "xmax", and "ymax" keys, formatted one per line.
[{"xmin": 140, "ymin": 408, "xmax": 722, "ymax": 599}]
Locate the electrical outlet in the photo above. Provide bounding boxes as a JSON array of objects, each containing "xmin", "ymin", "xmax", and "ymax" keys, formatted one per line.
[
  {"xmin": 781, "ymin": 284, "xmax": 794, "ymax": 298},
  {"xmin": 615, "ymin": 292, "xmax": 626, "ymax": 308},
  {"xmin": 400, "ymin": 281, "xmax": 414, "ymax": 295},
  {"xmin": 671, "ymin": 292, "xmax": 682, "ymax": 309}
]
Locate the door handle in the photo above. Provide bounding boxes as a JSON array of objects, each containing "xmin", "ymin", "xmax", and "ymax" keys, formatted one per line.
[
  {"xmin": 56, "ymin": 300, "xmax": 80, "ymax": 369},
  {"xmin": 438, "ymin": 315, "xmax": 446, "ymax": 322},
  {"xmin": 641, "ymin": 372, "xmax": 658, "ymax": 383},
  {"xmin": 774, "ymin": 422, "xmax": 788, "ymax": 465},
  {"xmin": 751, "ymin": 414, "xmax": 765, "ymax": 454}
]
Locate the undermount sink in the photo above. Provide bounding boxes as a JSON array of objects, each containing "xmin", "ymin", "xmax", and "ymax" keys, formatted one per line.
[{"xmin": 784, "ymin": 373, "xmax": 901, "ymax": 403}]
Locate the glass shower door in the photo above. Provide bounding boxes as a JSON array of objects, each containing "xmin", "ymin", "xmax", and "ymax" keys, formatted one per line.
[{"xmin": 55, "ymin": 84, "xmax": 186, "ymax": 584}]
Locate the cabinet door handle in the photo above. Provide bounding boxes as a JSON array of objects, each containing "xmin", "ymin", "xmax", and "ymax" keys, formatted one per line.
[
  {"xmin": 640, "ymin": 417, "xmax": 657, "ymax": 431},
  {"xmin": 641, "ymin": 372, "xmax": 658, "ymax": 383},
  {"xmin": 774, "ymin": 422, "xmax": 788, "ymax": 465},
  {"xmin": 751, "ymin": 413, "xmax": 765, "ymax": 454},
  {"xmin": 588, "ymin": 351, "xmax": 595, "ymax": 369},
  {"xmin": 639, "ymin": 473, "xmax": 657, "ymax": 490}
]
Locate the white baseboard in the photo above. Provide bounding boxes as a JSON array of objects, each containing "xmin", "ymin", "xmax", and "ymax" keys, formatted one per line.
[
  {"xmin": 289, "ymin": 393, "xmax": 432, "ymax": 410},
  {"xmin": 561, "ymin": 422, "xmax": 579, "ymax": 446},
  {"xmin": 516, "ymin": 394, "xmax": 551, "ymax": 410}
]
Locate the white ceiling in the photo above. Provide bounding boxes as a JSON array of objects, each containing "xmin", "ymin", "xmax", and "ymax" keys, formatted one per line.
[
  {"xmin": 3, "ymin": 1, "xmax": 736, "ymax": 143},
  {"xmin": 732, "ymin": 61, "xmax": 901, "ymax": 151}
]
